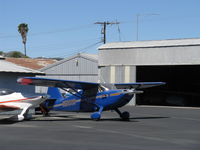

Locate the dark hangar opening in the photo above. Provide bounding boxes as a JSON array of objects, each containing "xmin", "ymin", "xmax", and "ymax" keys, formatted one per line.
[{"xmin": 136, "ymin": 65, "xmax": 200, "ymax": 107}]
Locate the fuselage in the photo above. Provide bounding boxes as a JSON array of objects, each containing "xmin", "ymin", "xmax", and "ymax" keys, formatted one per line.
[{"xmin": 44, "ymin": 89, "xmax": 134, "ymax": 112}]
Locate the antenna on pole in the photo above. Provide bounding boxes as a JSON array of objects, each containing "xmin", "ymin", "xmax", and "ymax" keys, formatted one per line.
[
  {"xmin": 135, "ymin": 13, "xmax": 159, "ymax": 41},
  {"xmin": 95, "ymin": 21, "xmax": 120, "ymax": 44}
]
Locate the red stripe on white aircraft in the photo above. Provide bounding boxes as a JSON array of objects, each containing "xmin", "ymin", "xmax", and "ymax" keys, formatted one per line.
[{"xmin": 0, "ymin": 97, "xmax": 38, "ymax": 104}]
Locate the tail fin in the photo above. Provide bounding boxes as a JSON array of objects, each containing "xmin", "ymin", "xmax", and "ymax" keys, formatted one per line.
[{"xmin": 47, "ymin": 87, "xmax": 63, "ymax": 100}]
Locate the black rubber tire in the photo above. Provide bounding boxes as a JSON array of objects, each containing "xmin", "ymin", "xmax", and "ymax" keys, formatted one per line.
[{"xmin": 121, "ymin": 111, "xmax": 130, "ymax": 121}]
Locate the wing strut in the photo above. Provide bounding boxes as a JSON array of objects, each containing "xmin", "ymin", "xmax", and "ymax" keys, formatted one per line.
[
  {"xmin": 60, "ymin": 86, "xmax": 99, "ymax": 112},
  {"xmin": 59, "ymin": 82, "xmax": 83, "ymax": 98},
  {"xmin": 60, "ymin": 86, "xmax": 97, "ymax": 107}
]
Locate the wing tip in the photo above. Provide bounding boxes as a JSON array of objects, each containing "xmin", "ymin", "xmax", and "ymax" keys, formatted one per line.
[{"xmin": 17, "ymin": 78, "xmax": 33, "ymax": 85}]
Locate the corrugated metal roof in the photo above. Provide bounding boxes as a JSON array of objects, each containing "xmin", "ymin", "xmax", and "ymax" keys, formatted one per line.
[
  {"xmin": 40, "ymin": 53, "xmax": 98, "ymax": 71},
  {"xmin": 6, "ymin": 58, "xmax": 57, "ymax": 70},
  {"xmin": 80, "ymin": 53, "xmax": 98, "ymax": 60},
  {"xmin": 99, "ymin": 38, "xmax": 200, "ymax": 50},
  {"xmin": 0, "ymin": 59, "xmax": 45, "ymax": 74}
]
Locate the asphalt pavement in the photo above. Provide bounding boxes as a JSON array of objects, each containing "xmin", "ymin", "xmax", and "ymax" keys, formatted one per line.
[{"xmin": 0, "ymin": 106, "xmax": 200, "ymax": 150}]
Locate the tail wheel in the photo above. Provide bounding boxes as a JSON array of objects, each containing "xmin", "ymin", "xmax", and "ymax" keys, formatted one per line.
[{"xmin": 120, "ymin": 111, "xmax": 130, "ymax": 121}]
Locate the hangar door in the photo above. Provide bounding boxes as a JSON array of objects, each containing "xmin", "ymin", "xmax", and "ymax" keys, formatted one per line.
[{"xmin": 136, "ymin": 65, "xmax": 200, "ymax": 107}]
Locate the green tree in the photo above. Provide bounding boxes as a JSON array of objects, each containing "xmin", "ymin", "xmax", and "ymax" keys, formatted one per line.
[
  {"xmin": 5, "ymin": 51, "xmax": 27, "ymax": 58},
  {"xmin": 0, "ymin": 51, "xmax": 4, "ymax": 56},
  {"xmin": 18, "ymin": 23, "xmax": 29, "ymax": 56}
]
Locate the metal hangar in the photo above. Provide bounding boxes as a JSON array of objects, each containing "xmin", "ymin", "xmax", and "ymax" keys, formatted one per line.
[
  {"xmin": 36, "ymin": 53, "xmax": 98, "ymax": 93},
  {"xmin": 98, "ymin": 38, "xmax": 200, "ymax": 107}
]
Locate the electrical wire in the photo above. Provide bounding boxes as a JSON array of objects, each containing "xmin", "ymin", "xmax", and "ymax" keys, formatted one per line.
[
  {"xmin": 46, "ymin": 40, "xmax": 102, "ymax": 58},
  {"xmin": 0, "ymin": 24, "xmax": 95, "ymax": 39},
  {"xmin": 30, "ymin": 24, "xmax": 95, "ymax": 36}
]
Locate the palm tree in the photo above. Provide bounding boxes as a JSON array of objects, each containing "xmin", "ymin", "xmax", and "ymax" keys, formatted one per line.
[{"xmin": 18, "ymin": 23, "xmax": 28, "ymax": 56}]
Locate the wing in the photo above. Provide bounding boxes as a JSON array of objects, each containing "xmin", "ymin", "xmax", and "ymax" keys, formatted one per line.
[
  {"xmin": 18, "ymin": 77, "xmax": 165, "ymax": 90},
  {"xmin": 18, "ymin": 77, "xmax": 165, "ymax": 97},
  {"xmin": 17, "ymin": 77, "xmax": 99, "ymax": 90},
  {"xmin": 18, "ymin": 77, "xmax": 100, "ymax": 98},
  {"xmin": 114, "ymin": 82, "xmax": 165, "ymax": 89}
]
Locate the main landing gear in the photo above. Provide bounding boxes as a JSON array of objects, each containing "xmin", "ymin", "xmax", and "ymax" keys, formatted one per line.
[
  {"xmin": 90, "ymin": 105, "xmax": 104, "ymax": 121},
  {"xmin": 114, "ymin": 108, "xmax": 130, "ymax": 121},
  {"xmin": 90, "ymin": 105, "xmax": 130, "ymax": 121},
  {"xmin": 10, "ymin": 107, "xmax": 31, "ymax": 121},
  {"xmin": 39, "ymin": 104, "xmax": 50, "ymax": 117}
]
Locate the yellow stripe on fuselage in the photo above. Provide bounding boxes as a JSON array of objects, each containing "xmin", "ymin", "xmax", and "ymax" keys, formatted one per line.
[
  {"xmin": 54, "ymin": 99, "xmax": 81, "ymax": 107},
  {"xmin": 110, "ymin": 93, "xmax": 121, "ymax": 96}
]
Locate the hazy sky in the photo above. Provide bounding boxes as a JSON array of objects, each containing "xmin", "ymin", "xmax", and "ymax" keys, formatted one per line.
[{"xmin": 0, "ymin": 0, "xmax": 200, "ymax": 58}]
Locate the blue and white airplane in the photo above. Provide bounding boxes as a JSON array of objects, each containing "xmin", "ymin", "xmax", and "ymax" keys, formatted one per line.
[{"xmin": 17, "ymin": 77, "xmax": 165, "ymax": 121}]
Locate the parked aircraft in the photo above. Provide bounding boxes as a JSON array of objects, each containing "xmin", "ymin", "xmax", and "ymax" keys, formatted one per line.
[
  {"xmin": 18, "ymin": 77, "xmax": 165, "ymax": 121},
  {"xmin": 0, "ymin": 88, "xmax": 47, "ymax": 121}
]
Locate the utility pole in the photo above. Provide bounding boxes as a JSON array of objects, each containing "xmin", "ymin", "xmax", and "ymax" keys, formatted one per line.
[{"xmin": 95, "ymin": 21, "xmax": 120, "ymax": 44}]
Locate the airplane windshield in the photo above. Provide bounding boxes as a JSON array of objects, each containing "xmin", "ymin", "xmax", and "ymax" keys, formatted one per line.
[
  {"xmin": 98, "ymin": 85, "xmax": 109, "ymax": 92},
  {"xmin": 0, "ymin": 89, "xmax": 14, "ymax": 96}
]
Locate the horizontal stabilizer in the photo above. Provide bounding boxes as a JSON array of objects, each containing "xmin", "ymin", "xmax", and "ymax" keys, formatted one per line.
[{"xmin": 114, "ymin": 82, "xmax": 165, "ymax": 89}]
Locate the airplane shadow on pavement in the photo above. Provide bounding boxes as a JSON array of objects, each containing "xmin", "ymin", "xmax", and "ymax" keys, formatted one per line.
[
  {"xmin": 29, "ymin": 114, "xmax": 169, "ymax": 123},
  {"xmin": 0, "ymin": 114, "xmax": 169, "ymax": 124},
  {"xmin": 0, "ymin": 119, "xmax": 18, "ymax": 124}
]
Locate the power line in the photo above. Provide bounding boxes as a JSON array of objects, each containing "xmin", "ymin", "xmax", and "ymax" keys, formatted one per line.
[
  {"xmin": 30, "ymin": 24, "xmax": 94, "ymax": 36},
  {"xmin": 45, "ymin": 40, "xmax": 102, "ymax": 58},
  {"xmin": 0, "ymin": 24, "xmax": 94, "ymax": 39},
  {"xmin": 78, "ymin": 41, "xmax": 102, "ymax": 53},
  {"xmin": 4, "ymin": 37, "xmax": 101, "ymax": 52},
  {"xmin": 63, "ymin": 41, "xmax": 102, "ymax": 57}
]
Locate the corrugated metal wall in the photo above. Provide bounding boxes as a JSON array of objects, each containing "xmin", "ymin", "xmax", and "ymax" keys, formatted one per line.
[
  {"xmin": 99, "ymin": 66, "xmax": 110, "ymax": 83},
  {"xmin": 99, "ymin": 46, "xmax": 200, "ymax": 66},
  {"xmin": 100, "ymin": 65, "xmax": 136, "ymax": 83},
  {"xmin": 36, "ymin": 55, "xmax": 98, "ymax": 93},
  {"xmin": 44, "ymin": 57, "xmax": 97, "ymax": 78},
  {"xmin": 0, "ymin": 73, "xmax": 35, "ymax": 93},
  {"xmin": 43, "ymin": 57, "xmax": 98, "ymax": 81},
  {"xmin": 115, "ymin": 66, "xmax": 125, "ymax": 83}
]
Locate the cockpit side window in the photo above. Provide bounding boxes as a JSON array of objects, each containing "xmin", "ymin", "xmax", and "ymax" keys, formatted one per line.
[{"xmin": 0, "ymin": 89, "xmax": 14, "ymax": 96}]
